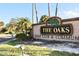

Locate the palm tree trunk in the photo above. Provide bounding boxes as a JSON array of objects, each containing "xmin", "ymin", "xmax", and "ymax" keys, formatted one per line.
[
  {"xmin": 32, "ymin": 3, "xmax": 34, "ymax": 24},
  {"xmin": 35, "ymin": 3, "xmax": 38, "ymax": 23},
  {"xmin": 48, "ymin": 3, "xmax": 51, "ymax": 17},
  {"xmin": 55, "ymin": 3, "xmax": 58, "ymax": 16}
]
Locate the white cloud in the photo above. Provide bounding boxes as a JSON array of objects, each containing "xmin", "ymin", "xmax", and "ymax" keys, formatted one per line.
[{"xmin": 60, "ymin": 10, "xmax": 79, "ymax": 19}]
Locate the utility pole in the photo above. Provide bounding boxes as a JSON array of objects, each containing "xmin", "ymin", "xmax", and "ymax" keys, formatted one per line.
[
  {"xmin": 35, "ymin": 3, "xmax": 38, "ymax": 23},
  {"xmin": 48, "ymin": 3, "xmax": 51, "ymax": 17},
  {"xmin": 55, "ymin": 3, "xmax": 58, "ymax": 16}
]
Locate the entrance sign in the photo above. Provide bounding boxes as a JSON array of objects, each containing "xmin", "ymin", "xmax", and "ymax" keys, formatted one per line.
[
  {"xmin": 40, "ymin": 17, "xmax": 73, "ymax": 35},
  {"xmin": 40, "ymin": 24, "xmax": 73, "ymax": 35},
  {"xmin": 33, "ymin": 16, "xmax": 79, "ymax": 42}
]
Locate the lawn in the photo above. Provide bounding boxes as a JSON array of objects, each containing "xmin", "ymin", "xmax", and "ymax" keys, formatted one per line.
[
  {"xmin": 0, "ymin": 40, "xmax": 79, "ymax": 56},
  {"xmin": 0, "ymin": 44, "xmax": 79, "ymax": 56},
  {"xmin": 0, "ymin": 44, "xmax": 51, "ymax": 56},
  {"xmin": 0, "ymin": 44, "xmax": 21, "ymax": 56},
  {"xmin": 6, "ymin": 40, "xmax": 20, "ymax": 46}
]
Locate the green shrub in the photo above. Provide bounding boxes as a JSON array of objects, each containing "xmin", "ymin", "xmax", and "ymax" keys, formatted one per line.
[{"xmin": 16, "ymin": 33, "xmax": 27, "ymax": 41}]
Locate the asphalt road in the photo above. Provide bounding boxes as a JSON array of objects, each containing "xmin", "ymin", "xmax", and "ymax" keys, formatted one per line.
[
  {"xmin": 0, "ymin": 34, "xmax": 15, "ymax": 43},
  {"xmin": 0, "ymin": 38, "xmax": 14, "ymax": 44}
]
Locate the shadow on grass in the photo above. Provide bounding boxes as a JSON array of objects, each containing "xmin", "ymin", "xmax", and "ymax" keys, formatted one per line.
[
  {"xmin": 6, "ymin": 40, "xmax": 21, "ymax": 46},
  {"xmin": 49, "ymin": 51, "xmax": 79, "ymax": 56},
  {"xmin": 5, "ymin": 40, "xmax": 79, "ymax": 56}
]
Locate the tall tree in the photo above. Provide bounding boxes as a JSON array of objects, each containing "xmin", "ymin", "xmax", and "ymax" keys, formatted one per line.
[
  {"xmin": 16, "ymin": 17, "xmax": 32, "ymax": 33},
  {"xmin": 35, "ymin": 3, "xmax": 38, "ymax": 23},
  {"xmin": 48, "ymin": 3, "xmax": 51, "ymax": 17},
  {"xmin": 32, "ymin": 3, "xmax": 34, "ymax": 24},
  {"xmin": 55, "ymin": 3, "xmax": 58, "ymax": 16},
  {"xmin": 6, "ymin": 18, "xmax": 17, "ymax": 33},
  {"xmin": 6, "ymin": 17, "xmax": 32, "ymax": 34}
]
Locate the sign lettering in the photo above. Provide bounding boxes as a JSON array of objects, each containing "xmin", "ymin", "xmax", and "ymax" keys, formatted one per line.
[{"xmin": 40, "ymin": 24, "xmax": 73, "ymax": 35}]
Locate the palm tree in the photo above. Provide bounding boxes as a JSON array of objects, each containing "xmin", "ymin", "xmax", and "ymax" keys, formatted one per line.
[
  {"xmin": 55, "ymin": 3, "xmax": 58, "ymax": 16},
  {"xmin": 48, "ymin": 3, "xmax": 51, "ymax": 17},
  {"xmin": 6, "ymin": 18, "xmax": 17, "ymax": 34},
  {"xmin": 39, "ymin": 15, "xmax": 48, "ymax": 23},
  {"xmin": 16, "ymin": 17, "xmax": 32, "ymax": 34},
  {"xmin": 6, "ymin": 18, "xmax": 18, "ymax": 38},
  {"xmin": 32, "ymin": 3, "xmax": 34, "ymax": 24},
  {"xmin": 35, "ymin": 3, "xmax": 38, "ymax": 23}
]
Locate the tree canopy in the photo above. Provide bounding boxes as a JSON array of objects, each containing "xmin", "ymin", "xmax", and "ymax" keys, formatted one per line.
[
  {"xmin": 6, "ymin": 17, "xmax": 32, "ymax": 34},
  {"xmin": 39, "ymin": 15, "xmax": 48, "ymax": 23}
]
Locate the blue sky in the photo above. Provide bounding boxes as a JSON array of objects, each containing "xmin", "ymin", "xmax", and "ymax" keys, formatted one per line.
[{"xmin": 0, "ymin": 3, "xmax": 79, "ymax": 24}]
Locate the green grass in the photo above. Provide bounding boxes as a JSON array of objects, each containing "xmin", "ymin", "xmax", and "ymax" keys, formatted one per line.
[
  {"xmin": 6, "ymin": 40, "xmax": 21, "ymax": 46},
  {"xmin": 1, "ymin": 40, "xmax": 79, "ymax": 56},
  {"xmin": 24, "ymin": 45, "xmax": 79, "ymax": 56},
  {"xmin": 0, "ymin": 44, "xmax": 79, "ymax": 56},
  {"xmin": 50, "ymin": 51, "xmax": 79, "ymax": 56},
  {"xmin": 0, "ymin": 44, "xmax": 21, "ymax": 56},
  {"xmin": 0, "ymin": 44, "xmax": 51, "ymax": 56},
  {"xmin": 24, "ymin": 45, "xmax": 51, "ymax": 56}
]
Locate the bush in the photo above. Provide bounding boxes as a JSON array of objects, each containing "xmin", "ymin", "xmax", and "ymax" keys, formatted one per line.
[{"xmin": 16, "ymin": 33, "xmax": 27, "ymax": 41}]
